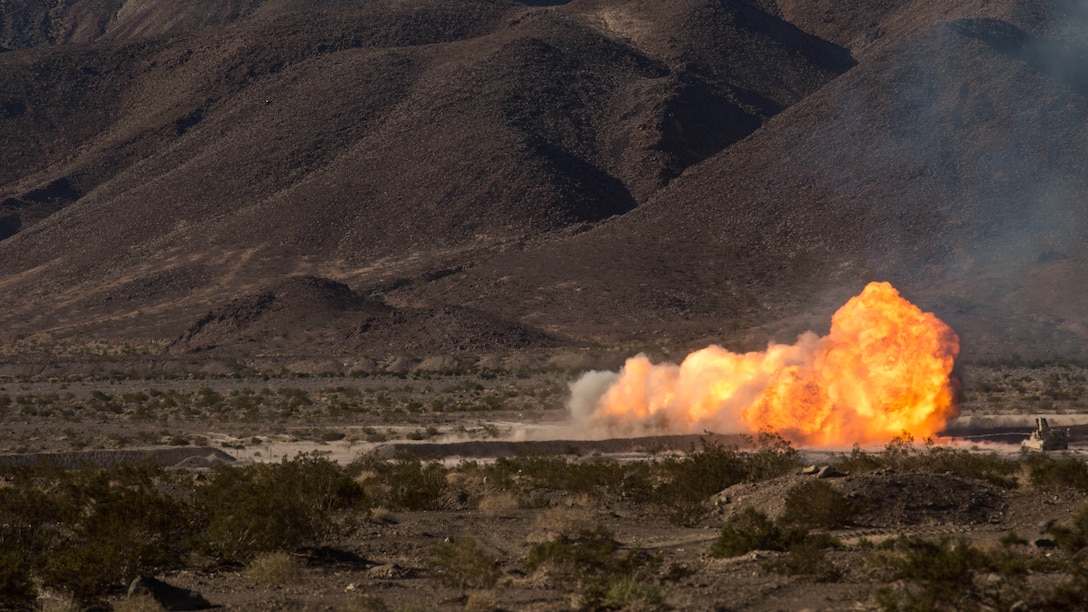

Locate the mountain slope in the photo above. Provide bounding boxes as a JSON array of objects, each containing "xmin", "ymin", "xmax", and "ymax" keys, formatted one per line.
[
  {"xmin": 0, "ymin": 0, "xmax": 854, "ymax": 350},
  {"xmin": 399, "ymin": 0, "xmax": 1088, "ymax": 360},
  {"xmin": 2, "ymin": 0, "xmax": 1086, "ymax": 363}
]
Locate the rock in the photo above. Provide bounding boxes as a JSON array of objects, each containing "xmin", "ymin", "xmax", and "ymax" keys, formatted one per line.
[
  {"xmin": 128, "ymin": 575, "xmax": 212, "ymax": 611},
  {"xmin": 1033, "ymin": 538, "xmax": 1057, "ymax": 549},
  {"xmin": 1038, "ymin": 519, "xmax": 1055, "ymax": 534},
  {"xmin": 1009, "ymin": 600, "xmax": 1030, "ymax": 612},
  {"xmin": 816, "ymin": 465, "xmax": 844, "ymax": 479},
  {"xmin": 801, "ymin": 465, "xmax": 819, "ymax": 475}
]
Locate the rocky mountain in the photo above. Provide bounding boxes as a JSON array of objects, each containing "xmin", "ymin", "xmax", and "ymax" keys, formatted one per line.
[{"xmin": 1, "ymin": 0, "xmax": 1085, "ymax": 364}]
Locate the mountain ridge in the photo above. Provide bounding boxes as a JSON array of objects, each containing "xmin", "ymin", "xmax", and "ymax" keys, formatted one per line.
[{"xmin": 1, "ymin": 0, "xmax": 1085, "ymax": 364}]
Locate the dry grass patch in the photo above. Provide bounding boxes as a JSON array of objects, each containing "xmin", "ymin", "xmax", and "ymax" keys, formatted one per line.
[
  {"xmin": 245, "ymin": 551, "xmax": 305, "ymax": 585},
  {"xmin": 478, "ymin": 491, "xmax": 519, "ymax": 517},
  {"xmin": 369, "ymin": 506, "xmax": 397, "ymax": 524},
  {"xmin": 530, "ymin": 505, "xmax": 595, "ymax": 543}
]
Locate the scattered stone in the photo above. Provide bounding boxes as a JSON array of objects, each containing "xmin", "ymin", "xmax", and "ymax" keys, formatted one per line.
[{"xmin": 128, "ymin": 575, "xmax": 212, "ymax": 611}]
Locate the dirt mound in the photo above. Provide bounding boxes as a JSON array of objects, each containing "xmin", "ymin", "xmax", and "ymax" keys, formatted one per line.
[
  {"xmin": 837, "ymin": 471, "xmax": 1006, "ymax": 528},
  {"xmin": 717, "ymin": 470, "xmax": 1006, "ymax": 529}
]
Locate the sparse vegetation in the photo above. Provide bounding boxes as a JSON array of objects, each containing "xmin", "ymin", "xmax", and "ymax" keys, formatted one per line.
[
  {"xmin": 833, "ymin": 435, "xmax": 1020, "ymax": 488},
  {"xmin": 871, "ymin": 536, "xmax": 1037, "ymax": 612},
  {"xmin": 1026, "ymin": 454, "xmax": 1088, "ymax": 490},
  {"xmin": 245, "ymin": 551, "xmax": 306, "ymax": 585},
  {"xmin": 2, "ymin": 366, "xmax": 1088, "ymax": 609},
  {"xmin": 526, "ymin": 526, "xmax": 661, "ymax": 609},
  {"xmin": 779, "ymin": 479, "xmax": 858, "ymax": 530},
  {"xmin": 427, "ymin": 537, "xmax": 500, "ymax": 593},
  {"xmin": 712, "ymin": 507, "xmax": 807, "ymax": 558}
]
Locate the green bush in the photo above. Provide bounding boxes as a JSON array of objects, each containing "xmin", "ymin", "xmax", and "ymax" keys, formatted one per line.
[
  {"xmin": 835, "ymin": 436, "xmax": 1020, "ymax": 488},
  {"xmin": 602, "ymin": 576, "xmax": 666, "ymax": 611},
  {"xmin": 833, "ymin": 444, "xmax": 884, "ymax": 474},
  {"xmin": 872, "ymin": 536, "xmax": 1034, "ymax": 612},
  {"xmin": 0, "ymin": 451, "xmax": 380, "ymax": 602},
  {"xmin": 1047, "ymin": 503, "xmax": 1088, "ymax": 556},
  {"xmin": 659, "ymin": 434, "xmax": 800, "ymax": 526},
  {"xmin": 1027, "ymin": 455, "xmax": 1088, "ymax": 491},
  {"xmin": 0, "ymin": 550, "xmax": 36, "ymax": 609},
  {"xmin": 427, "ymin": 537, "xmax": 500, "ymax": 593},
  {"xmin": 762, "ymin": 536, "xmax": 843, "ymax": 582},
  {"xmin": 779, "ymin": 480, "xmax": 857, "ymax": 530},
  {"xmin": 353, "ymin": 454, "xmax": 447, "ymax": 511},
  {"xmin": 31, "ymin": 466, "xmax": 193, "ymax": 604},
  {"xmin": 526, "ymin": 526, "xmax": 658, "ymax": 607},
  {"xmin": 198, "ymin": 455, "xmax": 365, "ymax": 561},
  {"xmin": 712, "ymin": 507, "xmax": 805, "ymax": 558}
]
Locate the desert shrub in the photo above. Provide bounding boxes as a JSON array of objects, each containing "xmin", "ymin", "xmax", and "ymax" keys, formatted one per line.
[
  {"xmin": 602, "ymin": 576, "xmax": 666, "ymax": 611},
  {"xmin": 245, "ymin": 551, "xmax": 305, "ymax": 585},
  {"xmin": 873, "ymin": 435, "xmax": 1021, "ymax": 488},
  {"xmin": 659, "ymin": 434, "xmax": 800, "ymax": 526},
  {"xmin": 477, "ymin": 491, "xmax": 519, "ymax": 517},
  {"xmin": 527, "ymin": 526, "xmax": 660, "ymax": 609},
  {"xmin": 762, "ymin": 536, "xmax": 843, "ymax": 582},
  {"xmin": 427, "ymin": 537, "xmax": 500, "ymax": 593},
  {"xmin": 0, "ymin": 550, "xmax": 36, "ymax": 609},
  {"xmin": 278, "ymin": 387, "xmax": 313, "ymax": 412},
  {"xmin": 33, "ymin": 467, "xmax": 194, "ymax": 604},
  {"xmin": 779, "ymin": 480, "xmax": 858, "ymax": 530},
  {"xmin": 368, "ymin": 507, "xmax": 397, "ymax": 524},
  {"xmin": 872, "ymin": 536, "xmax": 1034, "ymax": 612},
  {"xmin": 833, "ymin": 444, "xmax": 884, "ymax": 474},
  {"xmin": 999, "ymin": 530, "xmax": 1028, "ymax": 547},
  {"xmin": 485, "ymin": 455, "xmax": 629, "ymax": 494},
  {"xmin": 1035, "ymin": 572, "xmax": 1088, "ymax": 611},
  {"xmin": 1027, "ymin": 454, "xmax": 1088, "ymax": 490},
  {"xmin": 352, "ymin": 454, "xmax": 447, "ymax": 510},
  {"xmin": 197, "ymin": 454, "xmax": 365, "ymax": 561},
  {"xmin": 1047, "ymin": 503, "xmax": 1088, "ymax": 556},
  {"xmin": 712, "ymin": 507, "xmax": 806, "ymax": 558},
  {"xmin": 913, "ymin": 445, "xmax": 1020, "ymax": 488}
]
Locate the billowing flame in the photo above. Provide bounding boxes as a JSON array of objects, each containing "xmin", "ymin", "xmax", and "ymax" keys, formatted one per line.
[{"xmin": 570, "ymin": 282, "xmax": 960, "ymax": 446}]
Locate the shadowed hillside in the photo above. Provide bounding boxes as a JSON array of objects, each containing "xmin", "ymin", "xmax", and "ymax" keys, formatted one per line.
[{"xmin": 1, "ymin": 0, "xmax": 1086, "ymax": 363}]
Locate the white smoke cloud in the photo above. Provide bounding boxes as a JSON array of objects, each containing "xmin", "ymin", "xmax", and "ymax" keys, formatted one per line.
[{"xmin": 566, "ymin": 369, "xmax": 619, "ymax": 421}]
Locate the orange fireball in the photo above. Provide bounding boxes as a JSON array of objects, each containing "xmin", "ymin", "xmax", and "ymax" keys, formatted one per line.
[{"xmin": 580, "ymin": 282, "xmax": 960, "ymax": 446}]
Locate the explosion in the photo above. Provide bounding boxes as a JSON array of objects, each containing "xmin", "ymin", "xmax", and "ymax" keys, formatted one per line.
[{"xmin": 569, "ymin": 282, "xmax": 960, "ymax": 446}]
